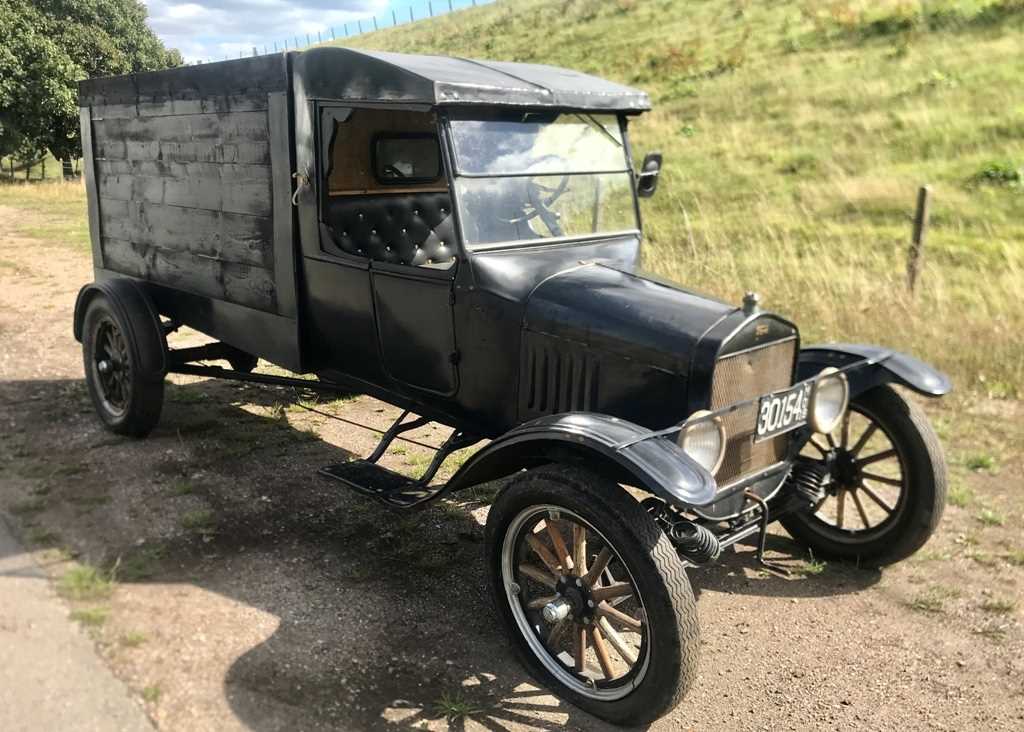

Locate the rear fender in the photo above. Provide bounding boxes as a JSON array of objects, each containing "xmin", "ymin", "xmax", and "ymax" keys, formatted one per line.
[
  {"xmin": 447, "ymin": 412, "xmax": 716, "ymax": 508},
  {"xmin": 798, "ymin": 343, "xmax": 950, "ymax": 398},
  {"xmin": 73, "ymin": 279, "xmax": 167, "ymax": 379}
]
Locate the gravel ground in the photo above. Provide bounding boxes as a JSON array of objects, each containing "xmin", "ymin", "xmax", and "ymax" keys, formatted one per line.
[{"xmin": 1, "ymin": 204, "xmax": 1022, "ymax": 730}]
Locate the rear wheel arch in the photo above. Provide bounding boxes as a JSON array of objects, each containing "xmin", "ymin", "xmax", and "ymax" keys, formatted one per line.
[{"xmin": 74, "ymin": 279, "xmax": 168, "ymax": 378}]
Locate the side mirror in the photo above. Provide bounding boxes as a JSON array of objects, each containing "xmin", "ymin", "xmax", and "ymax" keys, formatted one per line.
[{"xmin": 636, "ymin": 152, "xmax": 662, "ymax": 198}]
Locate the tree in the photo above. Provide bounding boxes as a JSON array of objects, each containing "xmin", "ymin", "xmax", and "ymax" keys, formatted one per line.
[{"xmin": 0, "ymin": 0, "xmax": 181, "ymax": 163}]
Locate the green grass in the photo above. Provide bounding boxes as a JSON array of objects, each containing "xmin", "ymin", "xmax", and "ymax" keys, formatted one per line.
[
  {"xmin": 69, "ymin": 606, "xmax": 110, "ymax": 627},
  {"xmin": 904, "ymin": 584, "xmax": 961, "ymax": 613},
  {"xmin": 963, "ymin": 452, "xmax": 999, "ymax": 473},
  {"xmin": 180, "ymin": 509, "xmax": 215, "ymax": 532},
  {"xmin": 141, "ymin": 685, "xmax": 161, "ymax": 703},
  {"xmin": 976, "ymin": 507, "xmax": 1006, "ymax": 526},
  {"xmin": 947, "ymin": 479, "xmax": 974, "ymax": 508},
  {"xmin": 979, "ymin": 597, "xmax": 1016, "ymax": 614},
  {"xmin": 119, "ymin": 631, "xmax": 148, "ymax": 648},
  {"xmin": 321, "ymin": 0, "xmax": 1024, "ymax": 396},
  {"xmin": 58, "ymin": 565, "xmax": 114, "ymax": 601},
  {"xmin": 434, "ymin": 690, "xmax": 485, "ymax": 721}
]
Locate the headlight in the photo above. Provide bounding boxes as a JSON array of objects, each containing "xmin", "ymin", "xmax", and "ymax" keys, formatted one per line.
[
  {"xmin": 809, "ymin": 367, "xmax": 849, "ymax": 434},
  {"xmin": 677, "ymin": 410, "xmax": 726, "ymax": 475}
]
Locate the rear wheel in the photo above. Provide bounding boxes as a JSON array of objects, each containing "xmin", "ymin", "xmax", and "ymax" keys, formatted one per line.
[
  {"xmin": 82, "ymin": 296, "xmax": 164, "ymax": 437},
  {"xmin": 780, "ymin": 385, "xmax": 946, "ymax": 566},
  {"xmin": 485, "ymin": 465, "xmax": 699, "ymax": 725}
]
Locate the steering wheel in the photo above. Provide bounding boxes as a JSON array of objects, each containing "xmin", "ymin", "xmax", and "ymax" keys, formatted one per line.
[{"xmin": 502, "ymin": 155, "xmax": 571, "ymax": 237}]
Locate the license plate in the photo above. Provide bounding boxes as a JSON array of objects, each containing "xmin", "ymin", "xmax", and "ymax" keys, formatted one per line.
[{"xmin": 755, "ymin": 382, "xmax": 812, "ymax": 442}]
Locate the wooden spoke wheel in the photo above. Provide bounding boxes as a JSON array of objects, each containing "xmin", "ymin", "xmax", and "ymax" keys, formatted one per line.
[
  {"xmin": 486, "ymin": 465, "xmax": 699, "ymax": 725},
  {"xmin": 505, "ymin": 506, "xmax": 649, "ymax": 697},
  {"xmin": 781, "ymin": 385, "xmax": 947, "ymax": 566}
]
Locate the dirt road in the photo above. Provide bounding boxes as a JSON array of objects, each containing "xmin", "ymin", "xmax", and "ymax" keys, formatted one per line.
[{"xmin": 1, "ymin": 202, "xmax": 1022, "ymax": 730}]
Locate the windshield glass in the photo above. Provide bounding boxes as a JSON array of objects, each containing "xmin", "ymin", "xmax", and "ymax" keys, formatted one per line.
[{"xmin": 449, "ymin": 113, "xmax": 638, "ymax": 248}]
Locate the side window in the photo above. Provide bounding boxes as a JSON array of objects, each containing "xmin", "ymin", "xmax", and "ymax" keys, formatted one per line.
[
  {"xmin": 374, "ymin": 134, "xmax": 441, "ymax": 185},
  {"xmin": 319, "ymin": 108, "xmax": 456, "ymax": 271}
]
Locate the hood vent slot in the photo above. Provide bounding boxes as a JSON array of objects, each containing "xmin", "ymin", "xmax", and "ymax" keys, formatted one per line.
[{"xmin": 520, "ymin": 334, "xmax": 600, "ymax": 418}]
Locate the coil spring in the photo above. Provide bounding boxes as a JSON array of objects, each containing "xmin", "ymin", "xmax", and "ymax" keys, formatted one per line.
[
  {"xmin": 788, "ymin": 459, "xmax": 830, "ymax": 504},
  {"xmin": 641, "ymin": 498, "xmax": 721, "ymax": 565}
]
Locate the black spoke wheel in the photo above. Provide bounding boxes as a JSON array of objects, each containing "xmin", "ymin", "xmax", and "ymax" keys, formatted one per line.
[
  {"xmin": 781, "ymin": 385, "xmax": 946, "ymax": 566},
  {"xmin": 485, "ymin": 465, "xmax": 699, "ymax": 725},
  {"xmin": 82, "ymin": 295, "xmax": 164, "ymax": 437}
]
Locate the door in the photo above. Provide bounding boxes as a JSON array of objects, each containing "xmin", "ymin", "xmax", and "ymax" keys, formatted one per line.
[{"xmin": 309, "ymin": 104, "xmax": 458, "ymax": 393}]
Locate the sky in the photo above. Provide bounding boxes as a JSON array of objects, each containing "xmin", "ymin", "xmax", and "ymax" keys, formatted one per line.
[{"xmin": 142, "ymin": 0, "xmax": 486, "ymax": 64}]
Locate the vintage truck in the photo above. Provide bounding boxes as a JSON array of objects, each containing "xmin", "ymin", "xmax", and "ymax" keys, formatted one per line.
[{"xmin": 74, "ymin": 48, "xmax": 949, "ymax": 724}]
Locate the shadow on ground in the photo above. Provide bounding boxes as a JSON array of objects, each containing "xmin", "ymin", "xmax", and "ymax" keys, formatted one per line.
[{"xmin": 0, "ymin": 376, "xmax": 880, "ymax": 731}]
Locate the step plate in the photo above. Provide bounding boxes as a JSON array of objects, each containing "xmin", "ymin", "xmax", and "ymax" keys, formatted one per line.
[{"xmin": 318, "ymin": 460, "xmax": 446, "ymax": 510}]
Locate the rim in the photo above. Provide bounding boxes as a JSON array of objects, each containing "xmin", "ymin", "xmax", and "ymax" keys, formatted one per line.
[
  {"xmin": 801, "ymin": 401, "xmax": 909, "ymax": 542},
  {"xmin": 500, "ymin": 504, "xmax": 651, "ymax": 701},
  {"xmin": 91, "ymin": 317, "xmax": 131, "ymax": 417}
]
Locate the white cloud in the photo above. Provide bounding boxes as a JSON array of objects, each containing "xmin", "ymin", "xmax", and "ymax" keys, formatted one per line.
[{"xmin": 142, "ymin": 0, "xmax": 390, "ymax": 62}]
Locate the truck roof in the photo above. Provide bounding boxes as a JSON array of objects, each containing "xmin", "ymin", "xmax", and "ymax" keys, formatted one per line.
[{"xmin": 79, "ymin": 46, "xmax": 650, "ymax": 114}]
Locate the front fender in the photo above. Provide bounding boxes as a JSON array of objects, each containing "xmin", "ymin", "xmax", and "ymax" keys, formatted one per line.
[
  {"xmin": 448, "ymin": 412, "xmax": 716, "ymax": 507},
  {"xmin": 798, "ymin": 343, "xmax": 951, "ymax": 398}
]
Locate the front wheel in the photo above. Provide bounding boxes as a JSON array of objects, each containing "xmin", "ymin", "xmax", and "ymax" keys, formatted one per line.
[
  {"xmin": 780, "ymin": 385, "xmax": 947, "ymax": 566},
  {"xmin": 485, "ymin": 465, "xmax": 699, "ymax": 725}
]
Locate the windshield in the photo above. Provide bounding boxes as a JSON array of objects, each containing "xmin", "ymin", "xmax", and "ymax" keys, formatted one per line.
[{"xmin": 449, "ymin": 112, "xmax": 638, "ymax": 248}]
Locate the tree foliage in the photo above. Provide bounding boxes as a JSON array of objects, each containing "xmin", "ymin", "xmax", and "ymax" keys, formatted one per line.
[{"xmin": 0, "ymin": 0, "xmax": 181, "ymax": 161}]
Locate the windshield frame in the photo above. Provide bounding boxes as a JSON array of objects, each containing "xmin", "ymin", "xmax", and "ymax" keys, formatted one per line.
[{"xmin": 439, "ymin": 110, "xmax": 643, "ymax": 253}]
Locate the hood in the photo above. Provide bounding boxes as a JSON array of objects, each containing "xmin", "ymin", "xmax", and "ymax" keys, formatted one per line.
[{"xmin": 523, "ymin": 263, "xmax": 738, "ymax": 375}]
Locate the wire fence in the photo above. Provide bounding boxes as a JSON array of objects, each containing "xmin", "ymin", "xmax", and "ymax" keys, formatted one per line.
[{"xmin": 197, "ymin": 0, "xmax": 496, "ymax": 64}]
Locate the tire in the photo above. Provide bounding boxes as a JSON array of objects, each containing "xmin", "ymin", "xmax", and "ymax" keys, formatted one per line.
[
  {"xmin": 485, "ymin": 464, "xmax": 699, "ymax": 725},
  {"xmin": 780, "ymin": 385, "xmax": 946, "ymax": 566},
  {"xmin": 81, "ymin": 295, "xmax": 164, "ymax": 437}
]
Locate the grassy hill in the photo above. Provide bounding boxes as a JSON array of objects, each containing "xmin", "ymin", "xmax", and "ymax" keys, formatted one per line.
[{"xmin": 328, "ymin": 0, "xmax": 1024, "ymax": 396}]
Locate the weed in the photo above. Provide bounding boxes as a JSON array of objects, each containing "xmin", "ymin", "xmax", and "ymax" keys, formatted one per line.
[
  {"xmin": 947, "ymin": 480, "xmax": 973, "ymax": 508},
  {"xmin": 9, "ymin": 496, "xmax": 46, "ymax": 515},
  {"xmin": 141, "ymin": 685, "xmax": 161, "ymax": 703},
  {"xmin": 58, "ymin": 565, "xmax": 114, "ymax": 601},
  {"xmin": 964, "ymin": 453, "xmax": 998, "ymax": 473},
  {"xmin": 116, "ymin": 546, "xmax": 166, "ymax": 581},
  {"xmin": 970, "ymin": 161, "xmax": 1021, "ymax": 188},
  {"xmin": 120, "ymin": 631, "xmax": 147, "ymax": 648},
  {"xmin": 976, "ymin": 508, "xmax": 1005, "ymax": 527},
  {"xmin": 980, "ymin": 597, "xmax": 1016, "ymax": 614},
  {"xmin": 26, "ymin": 527, "xmax": 60, "ymax": 545},
  {"xmin": 69, "ymin": 607, "xmax": 109, "ymax": 627},
  {"xmin": 181, "ymin": 509, "xmax": 215, "ymax": 532},
  {"xmin": 434, "ymin": 691, "xmax": 484, "ymax": 720},
  {"xmin": 904, "ymin": 585, "xmax": 959, "ymax": 614},
  {"xmin": 1005, "ymin": 550, "xmax": 1024, "ymax": 567},
  {"xmin": 170, "ymin": 479, "xmax": 195, "ymax": 496},
  {"xmin": 797, "ymin": 550, "xmax": 827, "ymax": 576}
]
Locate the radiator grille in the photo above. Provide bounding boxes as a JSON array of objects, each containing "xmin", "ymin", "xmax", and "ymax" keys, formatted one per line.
[{"xmin": 710, "ymin": 337, "xmax": 797, "ymax": 485}]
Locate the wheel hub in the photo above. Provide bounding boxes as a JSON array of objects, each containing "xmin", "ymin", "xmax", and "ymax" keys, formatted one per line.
[
  {"xmin": 552, "ymin": 576, "xmax": 596, "ymax": 624},
  {"xmin": 830, "ymin": 449, "xmax": 862, "ymax": 489}
]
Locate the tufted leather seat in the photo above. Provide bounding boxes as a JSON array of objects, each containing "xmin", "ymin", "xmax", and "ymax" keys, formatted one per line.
[{"xmin": 323, "ymin": 192, "xmax": 456, "ymax": 268}]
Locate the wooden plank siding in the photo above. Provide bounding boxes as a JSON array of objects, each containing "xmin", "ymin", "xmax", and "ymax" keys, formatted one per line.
[
  {"xmin": 82, "ymin": 55, "xmax": 290, "ymax": 316},
  {"xmin": 101, "ymin": 237, "xmax": 277, "ymax": 312}
]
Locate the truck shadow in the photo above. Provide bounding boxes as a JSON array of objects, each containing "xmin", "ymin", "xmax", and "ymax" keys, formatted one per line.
[{"xmin": 0, "ymin": 376, "xmax": 878, "ymax": 731}]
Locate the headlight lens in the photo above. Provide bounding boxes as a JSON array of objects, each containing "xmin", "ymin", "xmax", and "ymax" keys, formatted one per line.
[
  {"xmin": 809, "ymin": 367, "xmax": 849, "ymax": 434},
  {"xmin": 677, "ymin": 410, "xmax": 726, "ymax": 475}
]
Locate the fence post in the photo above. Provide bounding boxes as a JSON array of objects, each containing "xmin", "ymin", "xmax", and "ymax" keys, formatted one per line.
[
  {"xmin": 373, "ymin": 16, "xmax": 378, "ymax": 30},
  {"xmin": 357, "ymin": 19, "xmax": 363, "ymax": 33},
  {"xmin": 448, "ymin": 0, "xmax": 453, "ymax": 11},
  {"xmin": 392, "ymin": 9, "xmax": 397, "ymax": 25},
  {"xmin": 409, "ymin": 7, "xmax": 414, "ymax": 21},
  {"xmin": 331, "ymin": 27, "xmax": 336, "ymax": 40},
  {"xmin": 907, "ymin": 185, "xmax": 931, "ymax": 294},
  {"xmin": 252, "ymin": 46, "xmax": 258, "ymax": 57},
  {"xmin": 41, "ymin": 157, "xmax": 45, "ymax": 180},
  {"xmin": 317, "ymin": 30, "xmax": 322, "ymax": 43},
  {"xmin": 429, "ymin": 2, "xmax": 434, "ymax": 16}
]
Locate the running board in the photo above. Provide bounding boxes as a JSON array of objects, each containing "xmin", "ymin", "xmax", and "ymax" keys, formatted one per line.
[
  {"xmin": 319, "ymin": 410, "xmax": 481, "ymax": 510},
  {"xmin": 319, "ymin": 461, "xmax": 448, "ymax": 509}
]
